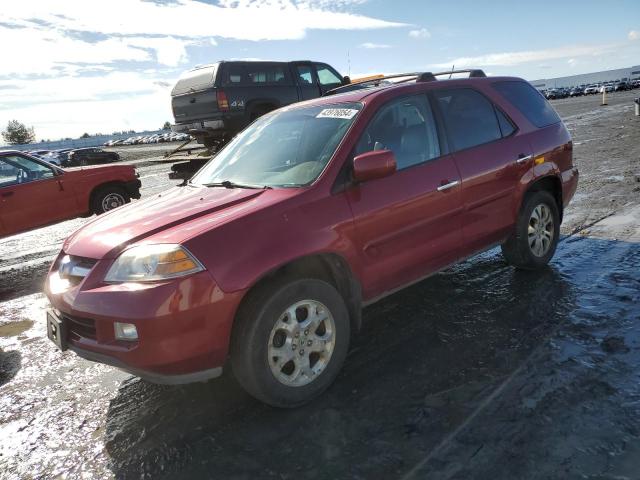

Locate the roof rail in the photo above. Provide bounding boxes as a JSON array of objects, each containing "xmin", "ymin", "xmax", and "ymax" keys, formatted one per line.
[
  {"xmin": 432, "ymin": 69, "xmax": 487, "ymax": 79},
  {"xmin": 323, "ymin": 69, "xmax": 487, "ymax": 95},
  {"xmin": 324, "ymin": 72, "xmax": 422, "ymax": 96}
]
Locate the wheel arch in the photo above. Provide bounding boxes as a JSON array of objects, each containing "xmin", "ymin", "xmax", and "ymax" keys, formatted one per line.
[
  {"xmin": 234, "ymin": 252, "xmax": 362, "ymax": 338},
  {"xmin": 525, "ymin": 174, "xmax": 563, "ymax": 221},
  {"xmin": 88, "ymin": 181, "xmax": 128, "ymax": 212}
]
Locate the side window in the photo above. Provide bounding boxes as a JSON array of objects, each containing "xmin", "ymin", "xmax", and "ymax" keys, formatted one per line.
[
  {"xmin": 0, "ymin": 159, "xmax": 19, "ymax": 187},
  {"xmin": 296, "ymin": 66, "xmax": 316, "ymax": 85},
  {"xmin": 245, "ymin": 64, "xmax": 289, "ymax": 85},
  {"xmin": 355, "ymin": 95, "xmax": 440, "ymax": 170},
  {"xmin": 492, "ymin": 81, "xmax": 560, "ymax": 128},
  {"xmin": 1, "ymin": 155, "xmax": 55, "ymax": 185},
  {"xmin": 496, "ymin": 108, "xmax": 516, "ymax": 137},
  {"xmin": 224, "ymin": 64, "xmax": 244, "ymax": 85},
  {"xmin": 435, "ymin": 88, "xmax": 502, "ymax": 151},
  {"xmin": 315, "ymin": 64, "xmax": 342, "ymax": 88}
]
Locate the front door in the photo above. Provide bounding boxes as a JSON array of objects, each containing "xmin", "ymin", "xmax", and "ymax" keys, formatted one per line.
[
  {"xmin": 0, "ymin": 155, "xmax": 77, "ymax": 236},
  {"xmin": 345, "ymin": 94, "xmax": 463, "ymax": 300}
]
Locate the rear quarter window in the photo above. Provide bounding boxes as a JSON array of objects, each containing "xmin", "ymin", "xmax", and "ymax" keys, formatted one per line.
[{"xmin": 493, "ymin": 81, "xmax": 560, "ymax": 128}]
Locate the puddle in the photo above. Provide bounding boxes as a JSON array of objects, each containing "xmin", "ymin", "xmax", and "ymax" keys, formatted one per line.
[{"xmin": 0, "ymin": 320, "xmax": 34, "ymax": 338}]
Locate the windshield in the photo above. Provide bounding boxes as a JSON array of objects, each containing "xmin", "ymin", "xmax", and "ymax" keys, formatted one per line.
[{"xmin": 191, "ymin": 102, "xmax": 362, "ymax": 188}]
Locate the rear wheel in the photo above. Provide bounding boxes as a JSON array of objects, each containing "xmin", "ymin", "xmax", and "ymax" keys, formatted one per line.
[
  {"xmin": 92, "ymin": 185, "xmax": 130, "ymax": 215},
  {"xmin": 231, "ymin": 278, "xmax": 350, "ymax": 408},
  {"xmin": 501, "ymin": 190, "xmax": 560, "ymax": 270}
]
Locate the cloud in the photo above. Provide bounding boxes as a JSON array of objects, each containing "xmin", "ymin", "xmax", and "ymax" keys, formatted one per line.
[
  {"xmin": 359, "ymin": 42, "xmax": 391, "ymax": 49},
  {"xmin": 629, "ymin": 30, "xmax": 639, "ymax": 41},
  {"xmin": 431, "ymin": 43, "xmax": 618, "ymax": 68},
  {"xmin": 0, "ymin": 72, "xmax": 174, "ymax": 139},
  {"xmin": 3, "ymin": 0, "xmax": 406, "ymax": 43},
  {"xmin": 0, "ymin": 0, "xmax": 407, "ymax": 140},
  {"xmin": 409, "ymin": 28, "xmax": 431, "ymax": 39}
]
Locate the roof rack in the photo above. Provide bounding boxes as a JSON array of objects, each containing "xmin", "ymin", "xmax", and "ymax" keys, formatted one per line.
[{"xmin": 323, "ymin": 69, "xmax": 487, "ymax": 96}]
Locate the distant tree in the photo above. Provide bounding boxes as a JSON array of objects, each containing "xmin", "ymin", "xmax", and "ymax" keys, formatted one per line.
[
  {"xmin": 2, "ymin": 120, "xmax": 36, "ymax": 145},
  {"xmin": 162, "ymin": 121, "xmax": 171, "ymax": 130},
  {"xmin": 80, "ymin": 132, "xmax": 90, "ymax": 138}
]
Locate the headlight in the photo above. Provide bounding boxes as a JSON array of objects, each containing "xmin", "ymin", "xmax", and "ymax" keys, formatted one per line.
[{"xmin": 105, "ymin": 244, "xmax": 204, "ymax": 283}]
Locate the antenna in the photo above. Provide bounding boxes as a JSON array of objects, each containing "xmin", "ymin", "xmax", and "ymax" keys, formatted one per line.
[
  {"xmin": 348, "ymin": 50, "xmax": 351, "ymax": 77},
  {"xmin": 449, "ymin": 64, "xmax": 455, "ymax": 79}
]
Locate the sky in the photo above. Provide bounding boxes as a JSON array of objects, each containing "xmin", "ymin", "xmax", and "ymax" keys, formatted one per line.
[{"xmin": 1, "ymin": 0, "xmax": 639, "ymax": 142}]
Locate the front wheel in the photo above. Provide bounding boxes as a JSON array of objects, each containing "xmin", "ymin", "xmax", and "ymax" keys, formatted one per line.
[
  {"xmin": 501, "ymin": 190, "xmax": 560, "ymax": 270},
  {"xmin": 231, "ymin": 278, "xmax": 350, "ymax": 408},
  {"xmin": 92, "ymin": 185, "xmax": 130, "ymax": 215}
]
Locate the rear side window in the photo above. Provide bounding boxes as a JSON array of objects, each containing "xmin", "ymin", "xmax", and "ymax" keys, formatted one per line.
[
  {"xmin": 245, "ymin": 64, "xmax": 289, "ymax": 85},
  {"xmin": 222, "ymin": 64, "xmax": 291, "ymax": 86},
  {"xmin": 496, "ymin": 109, "xmax": 516, "ymax": 137},
  {"xmin": 493, "ymin": 81, "xmax": 560, "ymax": 128},
  {"xmin": 434, "ymin": 88, "xmax": 502, "ymax": 151}
]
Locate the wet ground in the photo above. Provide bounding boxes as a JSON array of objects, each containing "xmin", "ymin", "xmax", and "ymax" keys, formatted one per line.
[{"xmin": 1, "ymin": 90, "xmax": 639, "ymax": 479}]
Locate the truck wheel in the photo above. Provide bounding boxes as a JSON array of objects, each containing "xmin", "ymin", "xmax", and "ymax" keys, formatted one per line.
[
  {"xmin": 501, "ymin": 190, "xmax": 560, "ymax": 270},
  {"xmin": 231, "ymin": 278, "xmax": 350, "ymax": 408},
  {"xmin": 92, "ymin": 185, "xmax": 130, "ymax": 215}
]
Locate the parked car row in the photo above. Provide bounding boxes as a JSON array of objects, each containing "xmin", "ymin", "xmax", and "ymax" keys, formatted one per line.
[
  {"xmin": 104, "ymin": 132, "xmax": 191, "ymax": 146},
  {"xmin": 26, "ymin": 148, "xmax": 120, "ymax": 167},
  {"xmin": 540, "ymin": 78, "xmax": 640, "ymax": 99}
]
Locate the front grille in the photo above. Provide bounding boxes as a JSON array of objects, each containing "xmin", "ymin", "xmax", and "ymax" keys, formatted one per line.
[
  {"xmin": 64, "ymin": 313, "xmax": 97, "ymax": 341},
  {"xmin": 58, "ymin": 255, "xmax": 98, "ymax": 286}
]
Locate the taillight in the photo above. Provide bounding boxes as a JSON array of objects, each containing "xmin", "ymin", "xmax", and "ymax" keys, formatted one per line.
[{"xmin": 217, "ymin": 90, "xmax": 229, "ymax": 111}]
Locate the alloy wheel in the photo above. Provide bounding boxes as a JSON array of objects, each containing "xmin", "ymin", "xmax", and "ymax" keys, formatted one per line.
[
  {"xmin": 528, "ymin": 204, "xmax": 554, "ymax": 257},
  {"xmin": 267, "ymin": 300, "xmax": 335, "ymax": 387}
]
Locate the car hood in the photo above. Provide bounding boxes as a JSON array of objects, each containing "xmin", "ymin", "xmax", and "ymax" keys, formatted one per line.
[{"xmin": 63, "ymin": 185, "xmax": 280, "ymax": 260}]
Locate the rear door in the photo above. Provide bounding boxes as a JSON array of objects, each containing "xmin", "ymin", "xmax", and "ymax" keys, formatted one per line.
[
  {"xmin": 346, "ymin": 94, "xmax": 463, "ymax": 299},
  {"xmin": 0, "ymin": 155, "xmax": 78, "ymax": 236},
  {"xmin": 432, "ymin": 87, "xmax": 532, "ymax": 254},
  {"xmin": 292, "ymin": 63, "xmax": 322, "ymax": 100}
]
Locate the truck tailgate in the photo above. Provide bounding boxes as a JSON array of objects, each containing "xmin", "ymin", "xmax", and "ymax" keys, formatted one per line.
[{"xmin": 172, "ymin": 89, "xmax": 219, "ymax": 123}]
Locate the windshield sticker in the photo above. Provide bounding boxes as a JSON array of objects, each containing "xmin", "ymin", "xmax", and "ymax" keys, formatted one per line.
[{"xmin": 316, "ymin": 108, "xmax": 359, "ymax": 120}]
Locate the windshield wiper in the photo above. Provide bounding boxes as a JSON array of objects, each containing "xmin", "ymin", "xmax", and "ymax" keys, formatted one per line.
[{"xmin": 201, "ymin": 180, "xmax": 271, "ymax": 190}]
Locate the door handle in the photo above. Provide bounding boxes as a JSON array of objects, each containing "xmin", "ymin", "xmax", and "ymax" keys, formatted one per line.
[
  {"xmin": 437, "ymin": 180, "xmax": 460, "ymax": 192},
  {"xmin": 1, "ymin": 191, "xmax": 14, "ymax": 198},
  {"xmin": 515, "ymin": 154, "xmax": 533, "ymax": 164}
]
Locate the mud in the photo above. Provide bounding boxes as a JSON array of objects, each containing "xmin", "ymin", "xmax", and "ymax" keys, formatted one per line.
[{"xmin": 0, "ymin": 90, "xmax": 639, "ymax": 479}]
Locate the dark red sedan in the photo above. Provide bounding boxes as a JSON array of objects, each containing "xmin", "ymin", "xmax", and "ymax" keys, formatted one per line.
[{"xmin": 45, "ymin": 71, "xmax": 578, "ymax": 407}]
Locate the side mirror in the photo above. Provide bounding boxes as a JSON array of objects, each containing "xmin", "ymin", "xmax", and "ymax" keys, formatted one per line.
[
  {"xmin": 353, "ymin": 150, "xmax": 396, "ymax": 183},
  {"xmin": 342, "ymin": 76, "xmax": 351, "ymax": 85}
]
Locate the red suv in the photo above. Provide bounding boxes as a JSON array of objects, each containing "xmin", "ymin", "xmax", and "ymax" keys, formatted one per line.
[{"xmin": 45, "ymin": 71, "xmax": 578, "ymax": 407}]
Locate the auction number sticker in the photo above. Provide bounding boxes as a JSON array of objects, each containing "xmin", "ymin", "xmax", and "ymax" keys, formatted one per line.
[{"xmin": 316, "ymin": 108, "xmax": 359, "ymax": 119}]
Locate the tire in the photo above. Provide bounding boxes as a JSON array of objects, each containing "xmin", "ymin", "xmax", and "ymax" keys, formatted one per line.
[
  {"xmin": 231, "ymin": 278, "xmax": 350, "ymax": 408},
  {"xmin": 501, "ymin": 190, "xmax": 560, "ymax": 270},
  {"xmin": 91, "ymin": 185, "xmax": 130, "ymax": 215},
  {"xmin": 249, "ymin": 105, "xmax": 274, "ymax": 122}
]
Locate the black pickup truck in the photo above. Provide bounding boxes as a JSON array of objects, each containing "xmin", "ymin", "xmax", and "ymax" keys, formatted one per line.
[{"xmin": 171, "ymin": 60, "xmax": 349, "ymax": 149}]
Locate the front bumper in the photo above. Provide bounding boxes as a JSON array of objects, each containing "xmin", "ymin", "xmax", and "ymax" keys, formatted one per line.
[
  {"xmin": 45, "ymin": 260, "xmax": 244, "ymax": 383},
  {"xmin": 561, "ymin": 166, "xmax": 579, "ymax": 208},
  {"xmin": 124, "ymin": 179, "xmax": 142, "ymax": 199}
]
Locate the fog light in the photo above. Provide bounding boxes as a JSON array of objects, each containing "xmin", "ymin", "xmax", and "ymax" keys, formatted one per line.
[{"xmin": 114, "ymin": 322, "xmax": 138, "ymax": 341}]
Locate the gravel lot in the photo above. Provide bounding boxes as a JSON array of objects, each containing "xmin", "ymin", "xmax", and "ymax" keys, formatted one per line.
[{"xmin": 0, "ymin": 90, "xmax": 639, "ymax": 479}]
